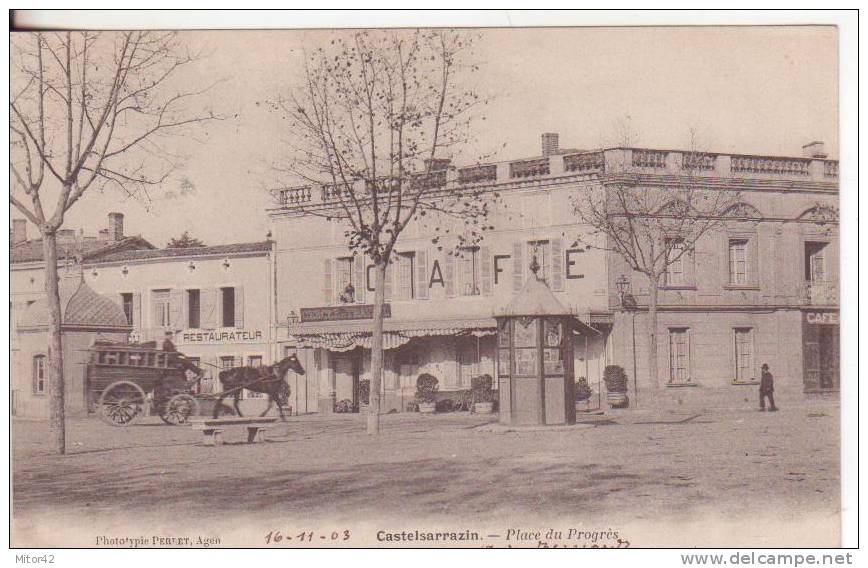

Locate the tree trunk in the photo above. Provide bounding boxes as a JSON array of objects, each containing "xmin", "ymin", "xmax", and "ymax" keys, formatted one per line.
[
  {"xmin": 647, "ymin": 275, "xmax": 660, "ymax": 390},
  {"xmin": 367, "ymin": 260, "xmax": 387, "ymax": 435},
  {"xmin": 43, "ymin": 232, "xmax": 66, "ymax": 455}
]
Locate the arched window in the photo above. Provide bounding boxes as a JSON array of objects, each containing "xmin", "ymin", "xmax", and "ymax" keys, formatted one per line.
[{"xmin": 32, "ymin": 355, "xmax": 47, "ymax": 395}]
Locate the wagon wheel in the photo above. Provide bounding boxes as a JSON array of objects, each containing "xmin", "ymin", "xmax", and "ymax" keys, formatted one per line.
[
  {"xmin": 98, "ymin": 380, "xmax": 147, "ymax": 426},
  {"xmin": 160, "ymin": 394, "xmax": 200, "ymax": 425}
]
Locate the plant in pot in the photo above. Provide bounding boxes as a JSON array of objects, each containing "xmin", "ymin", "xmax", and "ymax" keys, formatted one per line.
[
  {"xmin": 415, "ymin": 373, "xmax": 439, "ymax": 414},
  {"xmin": 357, "ymin": 378, "xmax": 370, "ymax": 413},
  {"xmin": 574, "ymin": 376, "xmax": 592, "ymax": 412},
  {"xmin": 471, "ymin": 374, "xmax": 495, "ymax": 414},
  {"xmin": 603, "ymin": 365, "xmax": 630, "ymax": 409}
]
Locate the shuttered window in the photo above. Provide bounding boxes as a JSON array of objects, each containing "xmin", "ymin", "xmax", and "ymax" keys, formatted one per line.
[
  {"xmin": 396, "ymin": 252, "xmax": 415, "ymax": 300},
  {"xmin": 459, "ymin": 247, "xmax": 480, "ymax": 296},
  {"xmin": 221, "ymin": 287, "xmax": 235, "ymax": 327},
  {"xmin": 121, "ymin": 293, "xmax": 134, "ymax": 326},
  {"xmin": 152, "ymin": 289, "xmax": 171, "ymax": 328},
  {"xmin": 665, "ymin": 239, "xmax": 685, "ymax": 286},
  {"xmin": 335, "ymin": 257, "xmax": 354, "ymax": 303},
  {"xmin": 187, "ymin": 289, "xmax": 201, "ymax": 329},
  {"xmin": 527, "ymin": 240, "xmax": 551, "ymax": 283}
]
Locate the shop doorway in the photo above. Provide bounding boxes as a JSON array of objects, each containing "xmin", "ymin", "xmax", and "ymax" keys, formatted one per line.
[
  {"xmin": 333, "ymin": 350, "xmax": 361, "ymax": 412},
  {"xmin": 803, "ymin": 320, "xmax": 839, "ymax": 392}
]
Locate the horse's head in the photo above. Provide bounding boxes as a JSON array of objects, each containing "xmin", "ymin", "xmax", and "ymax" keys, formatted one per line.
[{"xmin": 277, "ymin": 354, "xmax": 305, "ymax": 376}]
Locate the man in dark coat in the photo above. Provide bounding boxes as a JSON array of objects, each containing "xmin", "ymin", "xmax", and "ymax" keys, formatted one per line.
[
  {"xmin": 759, "ymin": 363, "xmax": 778, "ymax": 411},
  {"xmin": 162, "ymin": 330, "xmax": 204, "ymax": 379}
]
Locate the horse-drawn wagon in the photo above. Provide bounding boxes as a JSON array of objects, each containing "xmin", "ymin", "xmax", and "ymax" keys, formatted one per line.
[
  {"xmin": 86, "ymin": 340, "xmax": 204, "ymax": 426},
  {"xmin": 86, "ymin": 340, "xmax": 305, "ymax": 426}
]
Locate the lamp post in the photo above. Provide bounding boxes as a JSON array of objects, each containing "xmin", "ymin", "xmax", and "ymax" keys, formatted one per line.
[{"xmin": 615, "ymin": 275, "xmax": 638, "ymax": 407}]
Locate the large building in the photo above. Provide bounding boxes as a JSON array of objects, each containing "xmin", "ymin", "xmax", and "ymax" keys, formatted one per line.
[
  {"xmin": 9, "ymin": 134, "xmax": 839, "ymax": 419},
  {"xmin": 269, "ymin": 134, "xmax": 839, "ymax": 412}
]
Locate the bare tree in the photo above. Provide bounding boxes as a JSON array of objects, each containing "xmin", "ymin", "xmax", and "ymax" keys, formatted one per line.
[
  {"xmin": 573, "ymin": 129, "xmax": 739, "ymax": 389},
  {"xmin": 270, "ymin": 29, "xmax": 496, "ymax": 435},
  {"xmin": 10, "ymin": 31, "xmax": 219, "ymax": 454}
]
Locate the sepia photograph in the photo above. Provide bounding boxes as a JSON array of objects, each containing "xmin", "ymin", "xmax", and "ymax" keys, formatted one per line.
[{"xmin": 7, "ymin": 10, "xmax": 857, "ymax": 553}]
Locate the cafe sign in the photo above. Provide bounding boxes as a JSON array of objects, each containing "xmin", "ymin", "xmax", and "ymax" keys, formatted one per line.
[
  {"xmin": 300, "ymin": 304, "xmax": 392, "ymax": 323},
  {"xmin": 180, "ymin": 329, "xmax": 264, "ymax": 344},
  {"xmin": 804, "ymin": 311, "xmax": 839, "ymax": 325}
]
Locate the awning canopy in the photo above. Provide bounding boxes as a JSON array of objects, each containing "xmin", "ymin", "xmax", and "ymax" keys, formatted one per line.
[{"xmin": 289, "ymin": 317, "xmax": 497, "ymax": 352}]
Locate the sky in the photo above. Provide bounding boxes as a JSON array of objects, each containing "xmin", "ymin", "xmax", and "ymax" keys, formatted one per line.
[{"xmin": 10, "ymin": 26, "xmax": 838, "ymax": 248}]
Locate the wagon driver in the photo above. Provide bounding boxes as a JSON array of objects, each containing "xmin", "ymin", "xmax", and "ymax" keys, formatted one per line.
[{"xmin": 163, "ymin": 330, "xmax": 205, "ymax": 380}]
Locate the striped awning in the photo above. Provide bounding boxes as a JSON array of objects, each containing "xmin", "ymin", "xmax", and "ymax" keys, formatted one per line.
[{"xmin": 290, "ymin": 317, "xmax": 497, "ymax": 352}]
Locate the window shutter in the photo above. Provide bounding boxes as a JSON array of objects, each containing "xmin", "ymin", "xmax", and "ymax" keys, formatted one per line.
[
  {"xmin": 444, "ymin": 252, "xmax": 456, "ymax": 297},
  {"xmin": 384, "ymin": 262, "xmax": 393, "ymax": 302},
  {"xmin": 168, "ymin": 289, "xmax": 182, "ymax": 330},
  {"xmin": 353, "ymin": 256, "xmax": 366, "ymax": 303},
  {"xmin": 685, "ymin": 246, "xmax": 696, "ymax": 287},
  {"xmin": 201, "ymin": 289, "xmax": 217, "ymax": 329},
  {"xmin": 513, "ymin": 241, "xmax": 524, "ymax": 291},
  {"xmin": 416, "ymin": 250, "xmax": 429, "ymax": 299},
  {"xmin": 180, "ymin": 291, "xmax": 189, "ymax": 330},
  {"xmin": 324, "ymin": 258, "xmax": 334, "ymax": 305},
  {"xmin": 132, "ymin": 293, "xmax": 141, "ymax": 329},
  {"xmin": 748, "ymin": 236, "xmax": 759, "ymax": 287},
  {"xmin": 551, "ymin": 238, "xmax": 564, "ymax": 291},
  {"xmin": 480, "ymin": 246, "xmax": 493, "ymax": 296},
  {"xmin": 234, "ymin": 286, "xmax": 244, "ymax": 328}
]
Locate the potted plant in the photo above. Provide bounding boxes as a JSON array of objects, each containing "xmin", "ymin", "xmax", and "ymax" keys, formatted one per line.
[
  {"xmin": 415, "ymin": 373, "xmax": 439, "ymax": 413},
  {"xmin": 603, "ymin": 365, "xmax": 629, "ymax": 409},
  {"xmin": 471, "ymin": 374, "xmax": 495, "ymax": 414},
  {"xmin": 574, "ymin": 376, "xmax": 592, "ymax": 412},
  {"xmin": 358, "ymin": 378, "xmax": 370, "ymax": 413}
]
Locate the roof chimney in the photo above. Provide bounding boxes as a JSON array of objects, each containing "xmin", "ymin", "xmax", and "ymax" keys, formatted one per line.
[
  {"xmin": 541, "ymin": 132, "xmax": 559, "ymax": 157},
  {"xmin": 802, "ymin": 141, "xmax": 827, "ymax": 159},
  {"xmin": 108, "ymin": 212, "xmax": 124, "ymax": 242},
  {"xmin": 98, "ymin": 228, "xmax": 109, "ymax": 240},
  {"xmin": 11, "ymin": 219, "xmax": 26, "ymax": 245}
]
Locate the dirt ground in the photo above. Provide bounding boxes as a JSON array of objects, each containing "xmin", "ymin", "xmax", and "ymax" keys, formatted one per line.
[{"xmin": 11, "ymin": 392, "xmax": 841, "ymax": 548}]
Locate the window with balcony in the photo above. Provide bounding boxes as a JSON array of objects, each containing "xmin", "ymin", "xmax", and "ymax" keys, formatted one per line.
[{"xmin": 335, "ymin": 257, "xmax": 355, "ymax": 303}]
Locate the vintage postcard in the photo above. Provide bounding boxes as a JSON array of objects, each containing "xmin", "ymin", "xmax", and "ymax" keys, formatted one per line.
[{"xmin": 8, "ymin": 11, "xmax": 855, "ymax": 553}]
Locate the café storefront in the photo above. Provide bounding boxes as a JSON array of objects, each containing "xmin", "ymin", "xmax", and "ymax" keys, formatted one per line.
[
  {"xmin": 802, "ymin": 309, "xmax": 840, "ymax": 392},
  {"xmin": 286, "ymin": 303, "xmax": 498, "ymax": 414}
]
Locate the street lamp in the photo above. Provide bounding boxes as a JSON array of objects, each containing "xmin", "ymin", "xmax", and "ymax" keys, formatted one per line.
[
  {"xmin": 614, "ymin": 274, "xmax": 639, "ymax": 407},
  {"xmin": 615, "ymin": 274, "xmax": 630, "ymax": 305}
]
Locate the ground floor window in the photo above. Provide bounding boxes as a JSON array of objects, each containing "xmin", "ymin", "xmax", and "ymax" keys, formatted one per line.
[
  {"xmin": 245, "ymin": 355, "xmax": 266, "ymax": 398},
  {"xmin": 668, "ymin": 328, "xmax": 690, "ymax": 384},
  {"xmin": 32, "ymin": 355, "xmax": 47, "ymax": 395},
  {"xmin": 733, "ymin": 328, "xmax": 754, "ymax": 382}
]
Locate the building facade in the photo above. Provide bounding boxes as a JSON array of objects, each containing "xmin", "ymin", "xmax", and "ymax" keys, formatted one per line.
[{"xmin": 269, "ymin": 134, "xmax": 839, "ymax": 412}]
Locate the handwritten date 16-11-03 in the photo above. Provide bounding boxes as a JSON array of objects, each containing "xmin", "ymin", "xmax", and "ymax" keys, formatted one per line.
[{"xmin": 264, "ymin": 530, "xmax": 351, "ymax": 544}]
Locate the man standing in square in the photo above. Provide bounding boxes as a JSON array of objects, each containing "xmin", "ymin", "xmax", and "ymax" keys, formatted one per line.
[{"xmin": 759, "ymin": 363, "xmax": 778, "ymax": 412}]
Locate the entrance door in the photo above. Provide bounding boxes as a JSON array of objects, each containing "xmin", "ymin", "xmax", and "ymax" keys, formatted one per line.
[
  {"xmin": 333, "ymin": 352, "xmax": 360, "ymax": 411},
  {"xmin": 803, "ymin": 324, "xmax": 839, "ymax": 392}
]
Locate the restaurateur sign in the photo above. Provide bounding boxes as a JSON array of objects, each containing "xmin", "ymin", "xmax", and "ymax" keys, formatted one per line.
[{"xmin": 179, "ymin": 329, "xmax": 264, "ymax": 344}]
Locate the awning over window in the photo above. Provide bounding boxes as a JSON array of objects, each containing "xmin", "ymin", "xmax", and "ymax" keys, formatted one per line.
[{"xmin": 289, "ymin": 317, "xmax": 498, "ymax": 352}]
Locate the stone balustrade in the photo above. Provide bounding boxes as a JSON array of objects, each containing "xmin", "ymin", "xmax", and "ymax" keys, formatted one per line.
[{"xmin": 272, "ymin": 147, "xmax": 838, "ymax": 208}]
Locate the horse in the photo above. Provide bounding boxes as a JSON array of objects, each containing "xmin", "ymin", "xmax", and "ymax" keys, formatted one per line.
[{"xmin": 213, "ymin": 354, "xmax": 305, "ymax": 420}]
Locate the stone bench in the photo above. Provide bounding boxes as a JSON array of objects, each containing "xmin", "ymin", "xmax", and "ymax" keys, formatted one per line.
[{"xmin": 189, "ymin": 416, "xmax": 279, "ymax": 446}]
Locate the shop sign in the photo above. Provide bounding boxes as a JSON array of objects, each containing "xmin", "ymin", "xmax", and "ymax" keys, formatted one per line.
[
  {"xmin": 180, "ymin": 329, "xmax": 264, "ymax": 344},
  {"xmin": 300, "ymin": 304, "xmax": 391, "ymax": 323},
  {"xmin": 804, "ymin": 312, "xmax": 838, "ymax": 325}
]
